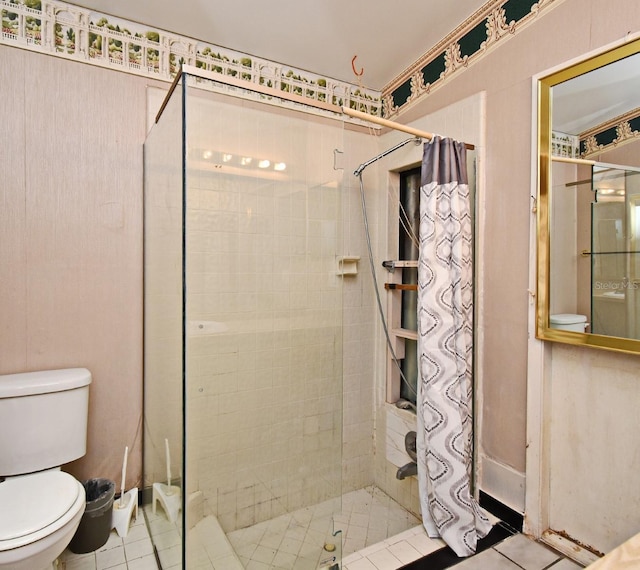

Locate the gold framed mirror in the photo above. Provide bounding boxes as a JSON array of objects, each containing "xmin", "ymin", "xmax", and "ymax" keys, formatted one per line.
[{"xmin": 537, "ymin": 36, "xmax": 640, "ymax": 353}]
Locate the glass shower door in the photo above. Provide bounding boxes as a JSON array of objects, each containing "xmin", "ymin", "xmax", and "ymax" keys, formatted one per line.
[{"xmin": 182, "ymin": 74, "xmax": 344, "ymax": 569}]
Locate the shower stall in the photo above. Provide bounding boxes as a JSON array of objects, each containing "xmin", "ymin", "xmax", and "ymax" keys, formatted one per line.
[
  {"xmin": 143, "ymin": 69, "xmax": 346, "ymax": 568},
  {"xmin": 142, "ymin": 65, "xmax": 439, "ymax": 568}
]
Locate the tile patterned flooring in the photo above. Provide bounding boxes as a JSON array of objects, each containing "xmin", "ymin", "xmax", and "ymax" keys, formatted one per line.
[
  {"xmin": 335, "ymin": 487, "xmax": 422, "ymax": 556},
  {"xmin": 343, "ymin": 525, "xmax": 586, "ymax": 570},
  {"xmin": 59, "ymin": 503, "xmax": 179, "ymax": 570},
  {"xmin": 58, "ymin": 487, "xmax": 585, "ymax": 570},
  {"xmin": 226, "ymin": 486, "xmax": 421, "ymax": 569},
  {"xmin": 448, "ymin": 533, "xmax": 584, "ymax": 570}
]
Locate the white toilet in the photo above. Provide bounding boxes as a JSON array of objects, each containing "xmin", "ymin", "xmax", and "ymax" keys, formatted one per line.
[
  {"xmin": 550, "ymin": 313, "xmax": 588, "ymax": 332},
  {"xmin": 0, "ymin": 368, "xmax": 91, "ymax": 570}
]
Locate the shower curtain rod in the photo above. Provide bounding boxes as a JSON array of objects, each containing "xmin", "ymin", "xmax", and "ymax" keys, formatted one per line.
[{"xmin": 341, "ymin": 107, "xmax": 475, "ymax": 151}]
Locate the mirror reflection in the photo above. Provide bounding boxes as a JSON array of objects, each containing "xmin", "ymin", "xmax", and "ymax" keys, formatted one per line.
[{"xmin": 538, "ymin": 37, "xmax": 640, "ymax": 351}]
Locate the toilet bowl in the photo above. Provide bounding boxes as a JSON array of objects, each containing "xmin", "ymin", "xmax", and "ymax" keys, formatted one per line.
[
  {"xmin": 0, "ymin": 471, "xmax": 86, "ymax": 570},
  {"xmin": 0, "ymin": 368, "xmax": 91, "ymax": 570},
  {"xmin": 550, "ymin": 313, "xmax": 588, "ymax": 332}
]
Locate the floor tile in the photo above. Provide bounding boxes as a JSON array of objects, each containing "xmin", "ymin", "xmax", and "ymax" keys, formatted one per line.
[
  {"xmin": 125, "ymin": 556, "xmax": 160, "ymax": 570},
  {"xmin": 454, "ymin": 547, "xmax": 524, "ymax": 568},
  {"xmin": 367, "ymin": 547, "xmax": 404, "ymax": 569},
  {"xmin": 388, "ymin": 540, "xmax": 422, "ymax": 564},
  {"xmin": 65, "ymin": 555, "xmax": 98, "ymax": 570},
  {"xmin": 346, "ymin": 557, "xmax": 379, "ymax": 570},
  {"xmin": 124, "ymin": 537, "xmax": 154, "ymax": 561},
  {"xmin": 550, "ymin": 559, "xmax": 584, "ymax": 569},
  {"xmin": 96, "ymin": 545, "xmax": 126, "ymax": 569},
  {"xmin": 494, "ymin": 533, "xmax": 562, "ymax": 570}
]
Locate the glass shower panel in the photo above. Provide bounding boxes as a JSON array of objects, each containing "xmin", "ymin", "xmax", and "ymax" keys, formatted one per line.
[
  {"xmin": 183, "ymin": 76, "xmax": 344, "ymax": 569},
  {"xmin": 143, "ymin": 81, "xmax": 185, "ymax": 563},
  {"xmin": 592, "ymin": 167, "xmax": 627, "ymax": 337}
]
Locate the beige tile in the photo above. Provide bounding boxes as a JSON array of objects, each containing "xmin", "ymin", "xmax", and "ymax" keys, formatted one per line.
[
  {"xmin": 366, "ymin": 547, "xmax": 404, "ymax": 569},
  {"xmin": 124, "ymin": 537, "xmax": 154, "ymax": 561},
  {"xmin": 494, "ymin": 534, "xmax": 562, "ymax": 570},
  {"xmin": 64, "ymin": 555, "xmax": 98, "ymax": 570},
  {"xmin": 455, "ymin": 547, "xmax": 522, "ymax": 569},
  {"xmin": 346, "ymin": 557, "xmax": 379, "ymax": 570},
  {"xmin": 125, "ymin": 556, "xmax": 160, "ymax": 570},
  {"xmin": 551, "ymin": 560, "xmax": 584, "ymax": 570},
  {"xmin": 387, "ymin": 540, "xmax": 423, "ymax": 564},
  {"xmin": 96, "ymin": 545, "xmax": 126, "ymax": 570}
]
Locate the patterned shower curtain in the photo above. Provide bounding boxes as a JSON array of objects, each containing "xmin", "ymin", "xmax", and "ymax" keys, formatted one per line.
[{"xmin": 416, "ymin": 137, "xmax": 491, "ymax": 557}]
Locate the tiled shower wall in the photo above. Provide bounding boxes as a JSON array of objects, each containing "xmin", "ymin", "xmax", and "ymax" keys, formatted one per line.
[
  {"xmin": 144, "ymin": 83, "xmax": 389, "ymax": 532},
  {"xmin": 182, "ymin": 87, "xmax": 345, "ymax": 533},
  {"xmin": 143, "ymin": 85, "xmax": 483, "ymax": 537},
  {"xmin": 340, "ymin": 129, "xmax": 385, "ymax": 494}
]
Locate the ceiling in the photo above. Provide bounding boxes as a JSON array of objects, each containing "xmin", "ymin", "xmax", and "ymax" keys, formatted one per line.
[
  {"xmin": 552, "ymin": 52, "xmax": 640, "ymax": 135},
  {"xmin": 70, "ymin": 0, "xmax": 488, "ymax": 90}
]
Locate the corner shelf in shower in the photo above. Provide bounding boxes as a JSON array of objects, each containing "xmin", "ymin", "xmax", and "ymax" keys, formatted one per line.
[
  {"xmin": 384, "ymin": 259, "xmax": 418, "ymax": 403},
  {"xmin": 390, "ymin": 328, "xmax": 418, "ymax": 341}
]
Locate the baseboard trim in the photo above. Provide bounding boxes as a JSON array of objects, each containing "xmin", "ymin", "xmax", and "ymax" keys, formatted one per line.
[
  {"xmin": 541, "ymin": 530, "xmax": 600, "ymax": 567},
  {"xmin": 479, "ymin": 456, "xmax": 525, "ymax": 513},
  {"xmin": 479, "ymin": 490, "xmax": 524, "ymax": 532}
]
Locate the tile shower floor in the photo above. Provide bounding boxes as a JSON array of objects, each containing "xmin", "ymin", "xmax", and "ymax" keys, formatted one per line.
[{"xmin": 226, "ymin": 486, "xmax": 421, "ymax": 569}]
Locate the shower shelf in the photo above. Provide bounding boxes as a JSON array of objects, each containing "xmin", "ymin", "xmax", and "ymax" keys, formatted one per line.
[
  {"xmin": 385, "ymin": 258, "xmax": 418, "ymax": 403},
  {"xmin": 337, "ymin": 255, "xmax": 360, "ymax": 275},
  {"xmin": 391, "ymin": 328, "xmax": 418, "ymax": 341},
  {"xmin": 382, "ymin": 260, "xmax": 418, "ymax": 271},
  {"xmin": 384, "ymin": 283, "xmax": 417, "ymax": 291}
]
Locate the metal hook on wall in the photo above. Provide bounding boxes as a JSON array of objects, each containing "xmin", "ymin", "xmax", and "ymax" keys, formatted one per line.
[{"xmin": 351, "ymin": 55, "xmax": 364, "ymax": 77}]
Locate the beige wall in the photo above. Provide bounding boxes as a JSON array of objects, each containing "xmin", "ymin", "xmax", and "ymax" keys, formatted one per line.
[
  {"xmin": 396, "ymin": 0, "xmax": 640, "ymax": 513},
  {"xmin": 0, "ymin": 45, "xmax": 157, "ymax": 487},
  {"xmin": 548, "ymin": 344, "xmax": 640, "ymax": 554}
]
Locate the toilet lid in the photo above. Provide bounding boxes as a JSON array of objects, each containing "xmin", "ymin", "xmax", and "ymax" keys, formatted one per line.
[
  {"xmin": 550, "ymin": 313, "xmax": 587, "ymax": 325},
  {"xmin": 0, "ymin": 471, "xmax": 81, "ymax": 541}
]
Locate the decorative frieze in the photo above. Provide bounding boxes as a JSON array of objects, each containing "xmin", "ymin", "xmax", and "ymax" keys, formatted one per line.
[
  {"xmin": 3, "ymin": 0, "xmax": 570, "ymax": 122},
  {"xmin": 382, "ymin": 0, "xmax": 563, "ymax": 118},
  {"xmin": 551, "ymin": 131, "xmax": 580, "ymax": 159},
  {"xmin": 1, "ymin": 0, "xmax": 381, "ymax": 116},
  {"xmin": 580, "ymin": 108, "xmax": 640, "ymax": 157}
]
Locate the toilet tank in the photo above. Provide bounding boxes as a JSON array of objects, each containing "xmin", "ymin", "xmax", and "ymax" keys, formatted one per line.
[{"xmin": 0, "ymin": 368, "xmax": 91, "ymax": 476}]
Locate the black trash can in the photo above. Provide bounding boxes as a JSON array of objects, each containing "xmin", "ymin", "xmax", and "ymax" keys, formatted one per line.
[{"xmin": 69, "ymin": 478, "xmax": 115, "ymax": 554}]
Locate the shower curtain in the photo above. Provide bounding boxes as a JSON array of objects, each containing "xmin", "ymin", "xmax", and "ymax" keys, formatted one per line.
[{"xmin": 416, "ymin": 136, "xmax": 491, "ymax": 557}]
